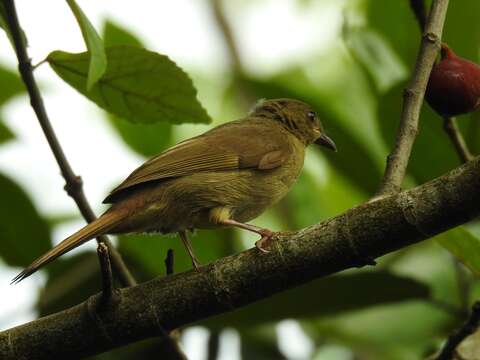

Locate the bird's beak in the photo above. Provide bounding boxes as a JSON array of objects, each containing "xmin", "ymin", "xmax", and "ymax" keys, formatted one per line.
[{"xmin": 315, "ymin": 133, "xmax": 337, "ymax": 152}]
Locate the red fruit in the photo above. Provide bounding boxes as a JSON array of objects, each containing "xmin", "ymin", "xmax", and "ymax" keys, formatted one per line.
[{"xmin": 426, "ymin": 44, "xmax": 480, "ymax": 117}]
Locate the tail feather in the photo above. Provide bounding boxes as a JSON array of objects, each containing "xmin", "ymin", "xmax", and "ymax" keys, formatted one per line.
[{"xmin": 11, "ymin": 211, "xmax": 124, "ymax": 284}]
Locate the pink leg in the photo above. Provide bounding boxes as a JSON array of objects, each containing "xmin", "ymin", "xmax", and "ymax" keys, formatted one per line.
[
  {"xmin": 219, "ymin": 219, "xmax": 274, "ymax": 253},
  {"xmin": 178, "ymin": 230, "xmax": 201, "ymax": 270}
]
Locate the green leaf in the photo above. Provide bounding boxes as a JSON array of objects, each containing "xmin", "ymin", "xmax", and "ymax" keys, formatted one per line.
[
  {"xmin": 436, "ymin": 227, "xmax": 480, "ymax": 276},
  {"xmin": 47, "ymin": 46, "xmax": 211, "ymax": 124},
  {"xmin": 366, "ymin": 0, "xmax": 419, "ymax": 65},
  {"xmin": 0, "ymin": 119, "xmax": 14, "ymax": 144},
  {"xmin": 0, "ymin": 173, "xmax": 51, "ymax": 267},
  {"xmin": 0, "ymin": 2, "xmax": 27, "ymax": 49},
  {"xmin": 66, "ymin": 0, "xmax": 107, "ymax": 90},
  {"xmin": 101, "ymin": 20, "xmax": 174, "ymax": 156},
  {"xmin": 306, "ymin": 301, "xmax": 453, "ymax": 360},
  {"xmin": 102, "ymin": 19, "xmax": 143, "ymax": 48},
  {"xmin": 0, "ymin": 65, "xmax": 25, "ymax": 105},
  {"xmin": 344, "ymin": 28, "xmax": 407, "ymax": 94},
  {"xmin": 201, "ymin": 271, "xmax": 430, "ymax": 330},
  {"xmin": 0, "ymin": 3, "xmax": 12, "ymax": 44},
  {"xmin": 108, "ymin": 117, "xmax": 173, "ymax": 157}
]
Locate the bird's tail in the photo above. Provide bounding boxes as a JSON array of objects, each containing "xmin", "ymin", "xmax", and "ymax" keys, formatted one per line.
[{"xmin": 11, "ymin": 210, "xmax": 124, "ymax": 284}]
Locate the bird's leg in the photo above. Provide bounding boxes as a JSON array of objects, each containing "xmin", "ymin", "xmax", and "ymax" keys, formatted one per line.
[
  {"xmin": 178, "ymin": 230, "xmax": 201, "ymax": 270},
  {"xmin": 219, "ymin": 219, "xmax": 274, "ymax": 253}
]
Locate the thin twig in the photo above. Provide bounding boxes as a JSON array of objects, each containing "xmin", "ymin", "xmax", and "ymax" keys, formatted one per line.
[
  {"xmin": 165, "ymin": 249, "xmax": 175, "ymax": 276},
  {"xmin": 375, "ymin": 0, "xmax": 450, "ymax": 197},
  {"xmin": 3, "ymin": 0, "xmax": 136, "ymax": 287},
  {"xmin": 97, "ymin": 243, "xmax": 115, "ymax": 304},
  {"xmin": 443, "ymin": 117, "xmax": 474, "ymax": 163},
  {"xmin": 160, "ymin": 249, "xmax": 187, "ymax": 359},
  {"xmin": 207, "ymin": 331, "xmax": 220, "ymax": 360},
  {"xmin": 436, "ymin": 301, "xmax": 480, "ymax": 360},
  {"xmin": 410, "ymin": 0, "xmax": 427, "ymax": 31},
  {"xmin": 210, "ymin": 0, "xmax": 255, "ymax": 107},
  {"xmin": 32, "ymin": 58, "xmax": 47, "ymax": 71},
  {"xmin": 210, "ymin": 0, "xmax": 244, "ymax": 75}
]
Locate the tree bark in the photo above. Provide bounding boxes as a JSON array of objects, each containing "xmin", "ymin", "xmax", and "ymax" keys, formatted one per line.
[{"xmin": 1, "ymin": 156, "xmax": 479, "ymax": 360}]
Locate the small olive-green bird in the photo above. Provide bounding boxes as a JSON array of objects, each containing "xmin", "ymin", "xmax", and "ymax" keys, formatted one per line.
[{"xmin": 12, "ymin": 98, "xmax": 336, "ymax": 283}]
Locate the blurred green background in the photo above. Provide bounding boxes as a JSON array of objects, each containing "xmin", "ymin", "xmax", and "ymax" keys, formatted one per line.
[{"xmin": 1, "ymin": 0, "xmax": 480, "ymax": 359}]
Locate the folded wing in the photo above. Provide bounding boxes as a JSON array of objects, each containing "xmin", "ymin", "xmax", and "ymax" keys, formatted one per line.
[{"xmin": 104, "ymin": 121, "xmax": 290, "ymax": 203}]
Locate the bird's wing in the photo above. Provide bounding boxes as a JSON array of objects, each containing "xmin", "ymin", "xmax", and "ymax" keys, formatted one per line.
[{"xmin": 104, "ymin": 122, "xmax": 291, "ymax": 203}]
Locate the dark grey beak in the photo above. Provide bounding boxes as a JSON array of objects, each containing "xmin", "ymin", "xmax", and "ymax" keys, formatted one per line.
[{"xmin": 315, "ymin": 133, "xmax": 337, "ymax": 152}]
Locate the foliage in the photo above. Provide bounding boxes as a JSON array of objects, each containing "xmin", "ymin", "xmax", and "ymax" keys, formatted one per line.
[
  {"xmin": 101, "ymin": 20, "xmax": 174, "ymax": 156},
  {"xmin": 66, "ymin": 0, "xmax": 107, "ymax": 90},
  {"xmin": 47, "ymin": 47, "xmax": 211, "ymax": 125},
  {"xmin": 0, "ymin": 0, "xmax": 479, "ymax": 359}
]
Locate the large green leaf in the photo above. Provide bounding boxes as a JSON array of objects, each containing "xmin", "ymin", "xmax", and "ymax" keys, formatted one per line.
[
  {"xmin": 366, "ymin": 0, "xmax": 419, "ymax": 66},
  {"xmin": 101, "ymin": 20, "xmax": 173, "ymax": 156},
  {"xmin": 0, "ymin": 2, "xmax": 11, "ymax": 45},
  {"xmin": 0, "ymin": 65, "xmax": 25, "ymax": 105},
  {"xmin": 66, "ymin": 0, "xmax": 107, "ymax": 90},
  {"xmin": 344, "ymin": 28, "xmax": 407, "ymax": 94},
  {"xmin": 201, "ymin": 271, "xmax": 430, "ymax": 330},
  {"xmin": 0, "ymin": 173, "xmax": 51, "ymax": 267},
  {"xmin": 436, "ymin": 226, "xmax": 480, "ymax": 276},
  {"xmin": 47, "ymin": 47, "xmax": 211, "ymax": 125},
  {"xmin": 0, "ymin": 2, "xmax": 27, "ymax": 49},
  {"xmin": 305, "ymin": 301, "xmax": 454, "ymax": 360},
  {"xmin": 102, "ymin": 20, "xmax": 143, "ymax": 48},
  {"xmin": 106, "ymin": 116, "xmax": 173, "ymax": 157},
  {"xmin": 443, "ymin": 0, "xmax": 480, "ymax": 61},
  {"xmin": 0, "ymin": 66, "xmax": 24, "ymax": 145},
  {"xmin": 0, "ymin": 119, "xmax": 14, "ymax": 144}
]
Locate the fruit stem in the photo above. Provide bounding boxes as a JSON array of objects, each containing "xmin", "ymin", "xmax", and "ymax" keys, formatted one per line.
[{"xmin": 443, "ymin": 117, "xmax": 474, "ymax": 163}]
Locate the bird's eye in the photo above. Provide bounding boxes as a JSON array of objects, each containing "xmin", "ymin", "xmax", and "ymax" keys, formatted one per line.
[{"xmin": 307, "ymin": 111, "xmax": 316, "ymax": 122}]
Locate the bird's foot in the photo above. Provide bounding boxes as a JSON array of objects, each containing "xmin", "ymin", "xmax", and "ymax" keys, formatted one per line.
[{"xmin": 255, "ymin": 229, "xmax": 275, "ymax": 253}]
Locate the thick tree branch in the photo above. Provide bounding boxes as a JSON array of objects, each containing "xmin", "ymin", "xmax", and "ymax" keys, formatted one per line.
[
  {"xmin": 1, "ymin": 156, "xmax": 479, "ymax": 360},
  {"xmin": 376, "ymin": 0, "xmax": 449, "ymax": 196},
  {"xmin": 2, "ymin": 0, "xmax": 135, "ymax": 287}
]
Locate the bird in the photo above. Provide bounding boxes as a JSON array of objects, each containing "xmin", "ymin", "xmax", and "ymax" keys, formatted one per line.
[{"xmin": 12, "ymin": 98, "xmax": 336, "ymax": 283}]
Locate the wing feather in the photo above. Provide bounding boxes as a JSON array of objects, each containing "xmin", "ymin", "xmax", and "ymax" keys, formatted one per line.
[{"xmin": 104, "ymin": 120, "xmax": 291, "ymax": 203}]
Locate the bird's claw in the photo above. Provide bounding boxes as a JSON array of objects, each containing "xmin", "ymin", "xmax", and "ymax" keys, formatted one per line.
[{"xmin": 255, "ymin": 229, "xmax": 274, "ymax": 253}]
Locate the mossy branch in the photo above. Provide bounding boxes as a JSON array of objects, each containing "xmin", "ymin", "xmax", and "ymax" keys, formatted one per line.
[{"xmin": 1, "ymin": 156, "xmax": 479, "ymax": 359}]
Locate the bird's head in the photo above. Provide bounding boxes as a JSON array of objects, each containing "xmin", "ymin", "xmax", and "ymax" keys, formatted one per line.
[{"xmin": 251, "ymin": 98, "xmax": 337, "ymax": 151}]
